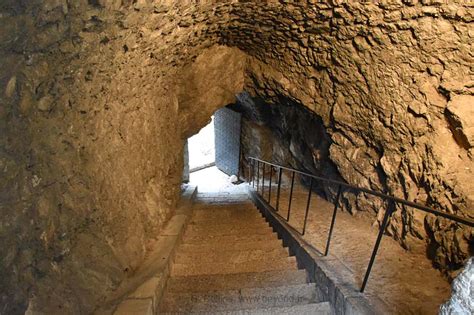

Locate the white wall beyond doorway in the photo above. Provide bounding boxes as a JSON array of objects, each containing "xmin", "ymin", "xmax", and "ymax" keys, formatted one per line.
[
  {"xmin": 188, "ymin": 116, "xmax": 246, "ymax": 193},
  {"xmin": 188, "ymin": 117, "xmax": 215, "ymax": 170}
]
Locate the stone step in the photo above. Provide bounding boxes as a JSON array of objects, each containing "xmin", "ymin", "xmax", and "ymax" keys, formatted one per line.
[
  {"xmin": 178, "ymin": 302, "xmax": 333, "ymax": 315},
  {"xmin": 184, "ymin": 225, "xmax": 274, "ymax": 239},
  {"xmin": 191, "ymin": 210, "xmax": 261, "ymax": 221},
  {"xmin": 192, "ymin": 204, "xmax": 257, "ymax": 211},
  {"xmin": 186, "ymin": 220, "xmax": 269, "ymax": 232},
  {"xmin": 179, "ymin": 238, "xmax": 284, "ymax": 252},
  {"xmin": 185, "ymin": 220, "xmax": 268, "ymax": 235},
  {"xmin": 195, "ymin": 192, "xmax": 249, "ymax": 197},
  {"xmin": 194, "ymin": 194, "xmax": 250, "ymax": 200},
  {"xmin": 189, "ymin": 211, "xmax": 263, "ymax": 221},
  {"xmin": 192, "ymin": 204, "xmax": 256, "ymax": 211},
  {"xmin": 171, "ymin": 256, "xmax": 298, "ymax": 277},
  {"xmin": 166, "ymin": 269, "xmax": 308, "ymax": 293},
  {"xmin": 159, "ymin": 283, "xmax": 319, "ymax": 313},
  {"xmin": 212, "ymin": 302, "xmax": 332, "ymax": 315},
  {"xmin": 194, "ymin": 197, "xmax": 251, "ymax": 204},
  {"xmin": 190, "ymin": 216, "xmax": 265, "ymax": 226},
  {"xmin": 191, "ymin": 209, "xmax": 264, "ymax": 222},
  {"xmin": 174, "ymin": 247, "xmax": 289, "ymax": 265}
]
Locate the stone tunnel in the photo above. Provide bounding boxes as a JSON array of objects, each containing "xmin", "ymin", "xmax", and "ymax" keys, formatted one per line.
[{"xmin": 0, "ymin": 0, "xmax": 473, "ymax": 314}]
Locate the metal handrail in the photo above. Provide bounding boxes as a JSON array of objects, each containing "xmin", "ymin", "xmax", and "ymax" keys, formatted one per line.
[
  {"xmin": 249, "ymin": 157, "xmax": 474, "ymax": 226},
  {"xmin": 246, "ymin": 157, "xmax": 474, "ymax": 293}
]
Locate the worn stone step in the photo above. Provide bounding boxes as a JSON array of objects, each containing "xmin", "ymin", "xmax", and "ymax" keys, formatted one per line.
[
  {"xmin": 174, "ymin": 247, "xmax": 289, "ymax": 265},
  {"xmin": 171, "ymin": 256, "xmax": 298, "ymax": 277},
  {"xmin": 191, "ymin": 210, "xmax": 261, "ymax": 222},
  {"xmin": 194, "ymin": 197, "xmax": 251, "ymax": 204},
  {"xmin": 190, "ymin": 211, "xmax": 262, "ymax": 220},
  {"xmin": 196, "ymin": 199, "xmax": 250, "ymax": 207},
  {"xmin": 166, "ymin": 269, "xmax": 308, "ymax": 293},
  {"xmin": 184, "ymin": 225, "xmax": 274, "ymax": 239},
  {"xmin": 185, "ymin": 220, "xmax": 268, "ymax": 235},
  {"xmin": 195, "ymin": 192, "xmax": 249, "ymax": 197},
  {"xmin": 192, "ymin": 206, "xmax": 258, "ymax": 213},
  {"xmin": 190, "ymin": 216, "xmax": 263, "ymax": 224},
  {"xmin": 179, "ymin": 238, "xmax": 284, "ymax": 252},
  {"xmin": 160, "ymin": 304, "xmax": 331, "ymax": 315},
  {"xmin": 185, "ymin": 221, "xmax": 269, "ymax": 234},
  {"xmin": 189, "ymin": 211, "xmax": 263, "ymax": 221},
  {"xmin": 189, "ymin": 217, "xmax": 265, "ymax": 227},
  {"xmin": 189, "ymin": 218, "xmax": 266, "ymax": 227},
  {"xmin": 210, "ymin": 302, "xmax": 332, "ymax": 315},
  {"xmin": 165, "ymin": 302, "xmax": 333, "ymax": 315},
  {"xmin": 159, "ymin": 283, "xmax": 318, "ymax": 313},
  {"xmin": 192, "ymin": 203, "xmax": 256, "ymax": 211}
]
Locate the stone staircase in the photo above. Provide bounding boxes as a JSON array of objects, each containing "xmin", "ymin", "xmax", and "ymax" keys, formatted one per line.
[{"xmin": 158, "ymin": 196, "xmax": 331, "ymax": 314}]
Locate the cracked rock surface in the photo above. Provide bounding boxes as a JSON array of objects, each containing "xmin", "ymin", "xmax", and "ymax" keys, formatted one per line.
[{"xmin": 0, "ymin": 0, "xmax": 473, "ymax": 313}]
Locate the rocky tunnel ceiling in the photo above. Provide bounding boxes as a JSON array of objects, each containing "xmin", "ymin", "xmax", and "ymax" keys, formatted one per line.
[{"xmin": 0, "ymin": 0, "xmax": 473, "ymax": 313}]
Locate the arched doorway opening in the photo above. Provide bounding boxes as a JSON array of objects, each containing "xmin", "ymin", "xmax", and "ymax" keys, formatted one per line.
[{"xmin": 184, "ymin": 107, "xmax": 246, "ymax": 194}]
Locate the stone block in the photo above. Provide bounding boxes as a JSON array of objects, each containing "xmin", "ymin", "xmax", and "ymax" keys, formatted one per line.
[
  {"xmin": 114, "ymin": 298, "xmax": 153, "ymax": 315},
  {"xmin": 129, "ymin": 275, "xmax": 165, "ymax": 312},
  {"xmin": 129, "ymin": 276, "xmax": 161, "ymax": 299},
  {"xmin": 161, "ymin": 215, "xmax": 187, "ymax": 236}
]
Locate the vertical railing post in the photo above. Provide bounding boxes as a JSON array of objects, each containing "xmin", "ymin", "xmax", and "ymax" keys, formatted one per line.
[
  {"xmin": 252, "ymin": 160, "xmax": 255, "ymax": 187},
  {"xmin": 261, "ymin": 163, "xmax": 265, "ymax": 197},
  {"xmin": 360, "ymin": 199, "xmax": 396, "ymax": 292},
  {"xmin": 302, "ymin": 178, "xmax": 313, "ymax": 235},
  {"xmin": 325, "ymin": 185, "xmax": 342, "ymax": 256},
  {"xmin": 250, "ymin": 159, "xmax": 253, "ymax": 187},
  {"xmin": 287, "ymin": 171, "xmax": 296, "ymax": 221},
  {"xmin": 256, "ymin": 161, "xmax": 260, "ymax": 192},
  {"xmin": 268, "ymin": 166, "xmax": 273, "ymax": 204},
  {"xmin": 276, "ymin": 167, "xmax": 282, "ymax": 212},
  {"xmin": 248, "ymin": 160, "xmax": 251, "ymax": 185}
]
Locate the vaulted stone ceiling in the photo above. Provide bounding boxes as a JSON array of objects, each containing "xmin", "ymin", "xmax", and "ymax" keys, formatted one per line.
[{"xmin": 0, "ymin": 0, "xmax": 472, "ymax": 313}]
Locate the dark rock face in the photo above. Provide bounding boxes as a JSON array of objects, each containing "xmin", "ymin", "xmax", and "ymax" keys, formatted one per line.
[{"xmin": 237, "ymin": 92, "xmax": 341, "ymax": 187}]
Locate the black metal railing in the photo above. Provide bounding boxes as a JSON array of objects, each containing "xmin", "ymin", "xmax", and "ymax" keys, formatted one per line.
[{"xmin": 247, "ymin": 157, "xmax": 474, "ymax": 293}]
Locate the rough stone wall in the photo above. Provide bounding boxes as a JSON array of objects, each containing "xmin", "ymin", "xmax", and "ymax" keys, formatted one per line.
[
  {"xmin": 0, "ymin": 2, "xmax": 183, "ymax": 313},
  {"xmin": 0, "ymin": 0, "xmax": 473, "ymax": 313},
  {"xmin": 0, "ymin": 1, "xmax": 244, "ymax": 313},
  {"xmin": 223, "ymin": 0, "xmax": 473, "ymax": 276}
]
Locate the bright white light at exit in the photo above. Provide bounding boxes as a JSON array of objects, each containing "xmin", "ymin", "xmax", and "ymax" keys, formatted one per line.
[{"xmin": 188, "ymin": 116, "xmax": 215, "ymax": 169}]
